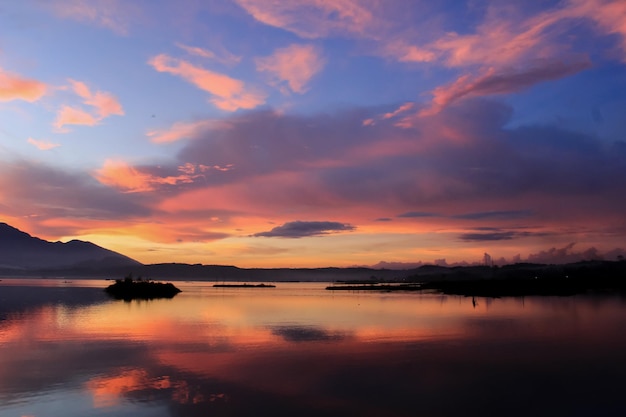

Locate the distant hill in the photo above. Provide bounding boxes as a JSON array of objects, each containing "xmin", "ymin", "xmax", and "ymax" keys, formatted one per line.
[
  {"xmin": 0, "ymin": 223, "xmax": 142, "ymax": 272},
  {"xmin": 3, "ymin": 222, "xmax": 622, "ymax": 285}
]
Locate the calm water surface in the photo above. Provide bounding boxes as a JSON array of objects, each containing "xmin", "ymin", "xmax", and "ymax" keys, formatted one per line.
[{"xmin": 1, "ymin": 279, "xmax": 625, "ymax": 416}]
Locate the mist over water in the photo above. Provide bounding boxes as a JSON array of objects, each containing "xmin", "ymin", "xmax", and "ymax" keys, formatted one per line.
[{"xmin": 1, "ymin": 280, "xmax": 625, "ymax": 416}]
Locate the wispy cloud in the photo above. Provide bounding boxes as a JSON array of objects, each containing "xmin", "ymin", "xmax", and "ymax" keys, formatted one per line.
[
  {"xmin": 54, "ymin": 80, "xmax": 124, "ymax": 130},
  {"xmin": 175, "ymin": 43, "xmax": 241, "ymax": 66},
  {"xmin": 148, "ymin": 54, "xmax": 266, "ymax": 111},
  {"xmin": 421, "ymin": 58, "xmax": 592, "ymax": 115},
  {"xmin": 383, "ymin": 42, "xmax": 436, "ymax": 63},
  {"xmin": 567, "ymin": 0, "xmax": 626, "ymax": 60},
  {"xmin": 383, "ymin": 102, "xmax": 415, "ymax": 120},
  {"xmin": 378, "ymin": 1, "xmax": 626, "ymax": 115},
  {"xmin": 54, "ymin": 105, "xmax": 99, "ymax": 129},
  {"xmin": 363, "ymin": 102, "xmax": 416, "ymax": 127},
  {"xmin": 94, "ymin": 159, "xmax": 196, "ymax": 193},
  {"xmin": 46, "ymin": 0, "xmax": 136, "ymax": 35},
  {"xmin": 459, "ymin": 231, "xmax": 529, "ymax": 242},
  {"xmin": 146, "ymin": 120, "xmax": 230, "ymax": 144},
  {"xmin": 253, "ymin": 221, "xmax": 355, "ymax": 238},
  {"xmin": 27, "ymin": 138, "xmax": 60, "ymax": 151},
  {"xmin": 234, "ymin": 0, "xmax": 377, "ymax": 39},
  {"xmin": 418, "ymin": 1, "xmax": 622, "ymax": 69},
  {"xmin": 256, "ymin": 44, "xmax": 325, "ymax": 94},
  {"xmin": 69, "ymin": 79, "xmax": 124, "ymax": 119},
  {"xmin": 0, "ymin": 68, "xmax": 47, "ymax": 102},
  {"xmin": 454, "ymin": 210, "xmax": 534, "ymax": 221}
]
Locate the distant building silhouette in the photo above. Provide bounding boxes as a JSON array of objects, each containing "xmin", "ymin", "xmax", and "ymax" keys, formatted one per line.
[{"xmin": 483, "ymin": 252, "xmax": 493, "ymax": 267}]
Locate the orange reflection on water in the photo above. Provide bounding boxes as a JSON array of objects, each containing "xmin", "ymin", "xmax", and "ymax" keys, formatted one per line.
[
  {"xmin": 87, "ymin": 369, "xmax": 171, "ymax": 408},
  {"xmin": 2, "ymin": 282, "xmax": 626, "ymax": 417},
  {"xmin": 86, "ymin": 368, "xmax": 230, "ymax": 407}
]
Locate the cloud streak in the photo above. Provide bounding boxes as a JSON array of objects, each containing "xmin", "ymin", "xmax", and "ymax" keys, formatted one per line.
[
  {"xmin": 175, "ymin": 43, "xmax": 242, "ymax": 66},
  {"xmin": 27, "ymin": 138, "xmax": 60, "ymax": 151},
  {"xmin": 253, "ymin": 221, "xmax": 355, "ymax": 238},
  {"xmin": 459, "ymin": 231, "xmax": 535, "ymax": 242},
  {"xmin": 149, "ymin": 54, "xmax": 266, "ymax": 111},
  {"xmin": 422, "ymin": 58, "xmax": 592, "ymax": 115},
  {"xmin": 454, "ymin": 210, "xmax": 534, "ymax": 221},
  {"xmin": 46, "ymin": 0, "xmax": 137, "ymax": 35},
  {"xmin": 234, "ymin": 0, "xmax": 377, "ymax": 39},
  {"xmin": 146, "ymin": 120, "xmax": 230, "ymax": 144},
  {"xmin": 238, "ymin": 0, "xmax": 625, "ymax": 119},
  {"xmin": 94, "ymin": 159, "xmax": 198, "ymax": 193}
]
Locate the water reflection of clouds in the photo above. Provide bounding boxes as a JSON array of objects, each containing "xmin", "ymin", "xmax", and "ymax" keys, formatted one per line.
[
  {"xmin": 0, "ymin": 285, "xmax": 110, "ymax": 320},
  {"xmin": 270, "ymin": 325, "xmax": 351, "ymax": 342},
  {"xmin": 2, "ymin": 284, "xmax": 626, "ymax": 416}
]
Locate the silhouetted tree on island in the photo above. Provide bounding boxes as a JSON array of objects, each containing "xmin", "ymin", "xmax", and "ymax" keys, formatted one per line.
[{"xmin": 104, "ymin": 273, "xmax": 181, "ymax": 301}]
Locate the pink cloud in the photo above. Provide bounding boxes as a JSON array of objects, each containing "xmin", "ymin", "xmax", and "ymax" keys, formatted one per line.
[
  {"xmin": 46, "ymin": 0, "xmax": 136, "ymax": 35},
  {"xmin": 397, "ymin": 45, "xmax": 436, "ymax": 63},
  {"xmin": 383, "ymin": 42, "xmax": 436, "ymax": 63},
  {"xmin": 362, "ymin": 102, "xmax": 416, "ymax": 129},
  {"xmin": 569, "ymin": 0, "xmax": 626, "ymax": 59},
  {"xmin": 398, "ymin": 1, "xmax": 626, "ymax": 117},
  {"xmin": 0, "ymin": 68, "xmax": 47, "ymax": 102},
  {"xmin": 94, "ymin": 160, "xmax": 160, "ymax": 193},
  {"xmin": 146, "ymin": 120, "xmax": 226, "ymax": 144},
  {"xmin": 54, "ymin": 105, "xmax": 99, "ymax": 129},
  {"xmin": 383, "ymin": 102, "xmax": 414, "ymax": 119},
  {"xmin": 363, "ymin": 3, "xmax": 565, "ymax": 67},
  {"xmin": 256, "ymin": 44, "xmax": 325, "ymax": 94},
  {"xmin": 27, "ymin": 138, "xmax": 60, "ymax": 151},
  {"xmin": 148, "ymin": 54, "xmax": 265, "ymax": 111},
  {"xmin": 427, "ymin": 0, "xmax": 626, "ymax": 68},
  {"xmin": 432, "ymin": 18, "xmax": 555, "ymax": 68},
  {"xmin": 176, "ymin": 43, "xmax": 217, "ymax": 59},
  {"xmin": 68, "ymin": 79, "xmax": 124, "ymax": 118},
  {"xmin": 234, "ymin": 0, "xmax": 377, "ymax": 39},
  {"xmin": 94, "ymin": 159, "xmax": 196, "ymax": 193},
  {"xmin": 85, "ymin": 90, "xmax": 124, "ymax": 118},
  {"xmin": 175, "ymin": 43, "xmax": 242, "ymax": 66},
  {"xmin": 178, "ymin": 162, "xmax": 234, "ymax": 176},
  {"xmin": 54, "ymin": 80, "xmax": 124, "ymax": 129}
]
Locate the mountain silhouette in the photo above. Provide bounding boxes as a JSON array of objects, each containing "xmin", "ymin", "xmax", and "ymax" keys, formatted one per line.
[{"xmin": 0, "ymin": 223, "xmax": 142, "ymax": 271}]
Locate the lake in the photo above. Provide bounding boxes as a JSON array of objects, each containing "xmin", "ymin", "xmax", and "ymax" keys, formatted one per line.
[{"xmin": 1, "ymin": 279, "xmax": 625, "ymax": 416}]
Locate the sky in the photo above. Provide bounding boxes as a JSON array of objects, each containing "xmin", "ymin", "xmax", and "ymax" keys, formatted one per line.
[{"xmin": 1, "ymin": 0, "xmax": 626, "ymax": 268}]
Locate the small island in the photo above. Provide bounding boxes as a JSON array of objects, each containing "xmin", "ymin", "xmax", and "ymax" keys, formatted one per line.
[
  {"xmin": 105, "ymin": 275, "xmax": 182, "ymax": 301},
  {"xmin": 213, "ymin": 283, "xmax": 276, "ymax": 288},
  {"xmin": 326, "ymin": 283, "xmax": 421, "ymax": 291}
]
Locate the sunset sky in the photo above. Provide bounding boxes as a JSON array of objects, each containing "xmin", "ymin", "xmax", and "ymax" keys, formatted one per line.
[{"xmin": 1, "ymin": 0, "xmax": 625, "ymax": 267}]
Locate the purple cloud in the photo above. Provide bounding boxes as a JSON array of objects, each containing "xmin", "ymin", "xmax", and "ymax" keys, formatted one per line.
[
  {"xmin": 425, "ymin": 57, "xmax": 593, "ymax": 114},
  {"xmin": 397, "ymin": 211, "xmax": 438, "ymax": 218},
  {"xmin": 454, "ymin": 210, "xmax": 533, "ymax": 221},
  {"xmin": 253, "ymin": 221, "xmax": 355, "ymax": 238}
]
